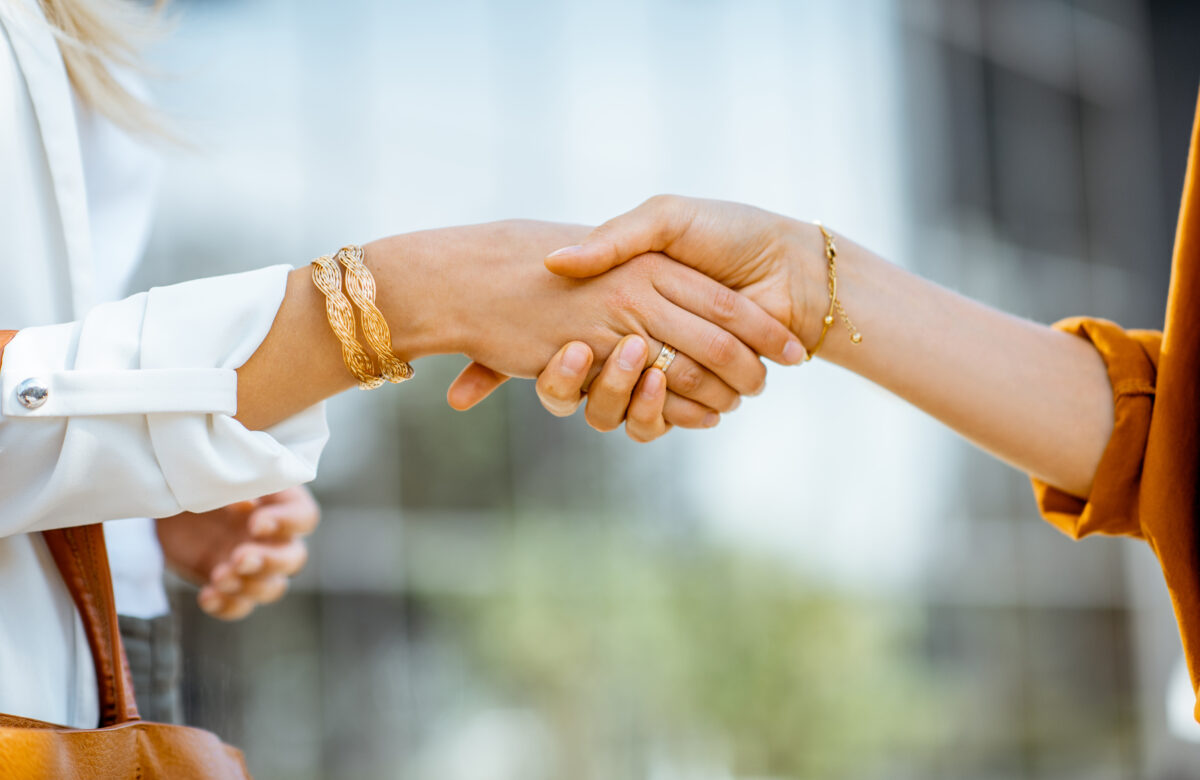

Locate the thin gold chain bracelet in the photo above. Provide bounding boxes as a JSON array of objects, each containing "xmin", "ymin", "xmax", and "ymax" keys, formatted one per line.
[
  {"xmin": 311, "ymin": 254, "xmax": 385, "ymax": 389},
  {"xmin": 335, "ymin": 245, "xmax": 414, "ymax": 383},
  {"xmin": 805, "ymin": 221, "xmax": 862, "ymax": 361}
]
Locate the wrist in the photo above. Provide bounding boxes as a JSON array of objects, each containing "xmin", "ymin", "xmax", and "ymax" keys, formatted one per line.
[
  {"xmin": 362, "ymin": 233, "xmax": 466, "ymax": 362},
  {"xmin": 778, "ymin": 218, "xmax": 831, "ymax": 352}
]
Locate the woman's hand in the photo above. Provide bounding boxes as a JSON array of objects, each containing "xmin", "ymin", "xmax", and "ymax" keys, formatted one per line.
[
  {"xmin": 235, "ymin": 206, "xmax": 1115, "ymax": 500},
  {"xmin": 156, "ymin": 486, "xmax": 319, "ymax": 620},
  {"xmin": 544, "ymin": 196, "xmax": 822, "ymax": 344},
  {"xmin": 236, "ymin": 218, "xmax": 805, "ymax": 433},
  {"xmin": 374, "ymin": 221, "xmax": 806, "ymax": 415},
  {"xmin": 533, "ymin": 196, "xmax": 824, "ymax": 440},
  {"xmin": 521, "ymin": 197, "xmax": 1113, "ymax": 498},
  {"xmin": 533, "ymin": 337, "xmax": 723, "ymax": 442},
  {"xmin": 442, "ymin": 201, "xmax": 819, "ymax": 440}
]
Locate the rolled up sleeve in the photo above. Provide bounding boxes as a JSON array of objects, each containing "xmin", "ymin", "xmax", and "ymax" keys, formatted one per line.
[
  {"xmin": 1031, "ymin": 317, "xmax": 1161, "ymax": 540},
  {"xmin": 0, "ymin": 265, "xmax": 329, "ymax": 534}
]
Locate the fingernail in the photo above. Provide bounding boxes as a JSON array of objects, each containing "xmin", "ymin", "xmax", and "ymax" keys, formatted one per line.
[
  {"xmin": 783, "ymin": 339, "xmax": 808, "ymax": 364},
  {"xmin": 216, "ymin": 577, "xmax": 241, "ymax": 594},
  {"xmin": 199, "ymin": 590, "xmax": 221, "ymax": 611},
  {"xmin": 730, "ymin": 397, "xmax": 742, "ymax": 411},
  {"xmin": 703, "ymin": 412, "xmax": 720, "ymax": 427},
  {"xmin": 618, "ymin": 337, "xmax": 646, "ymax": 371},
  {"xmin": 642, "ymin": 369, "xmax": 664, "ymax": 398},
  {"xmin": 562, "ymin": 343, "xmax": 589, "ymax": 373},
  {"xmin": 251, "ymin": 516, "xmax": 277, "ymax": 537},
  {"xmin": 237, "ymin": 554, "xmax": 263, "ymax": 576},
  {"xmin": 546, "ymin": 245, "xmax": 584, "ymax": 260}
]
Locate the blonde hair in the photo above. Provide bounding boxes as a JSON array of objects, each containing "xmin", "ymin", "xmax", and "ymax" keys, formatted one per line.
[{"xmin": 37, "ymin": 0, "xmax": 166, "ymax": 136}]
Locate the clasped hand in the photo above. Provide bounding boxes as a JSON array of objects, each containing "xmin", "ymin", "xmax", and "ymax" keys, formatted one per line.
[
  {"xmin": 156, "ymin": 486, "xmax": 319, "ymax": 620},
  {"xmin": 442, "ymin": 197, "xmax": 810, "ymax": 441}
]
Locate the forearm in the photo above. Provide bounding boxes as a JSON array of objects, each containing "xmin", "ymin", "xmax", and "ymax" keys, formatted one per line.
[
  {"xmin": 787, "ymin": 221, "xmax": 1114, "ymax": 498},
  {"xmin": 234, "ymin": 228, "xmax": 471, "ymax": 431}
]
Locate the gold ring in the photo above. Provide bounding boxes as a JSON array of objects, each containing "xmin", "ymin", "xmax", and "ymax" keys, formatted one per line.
[{"xmin": 651, "ymin": 343, "xmax": 677, "ymax": 373}]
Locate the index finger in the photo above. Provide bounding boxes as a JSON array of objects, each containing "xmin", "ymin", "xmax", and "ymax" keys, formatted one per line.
[
  {"xmin": 249, "ymin": 490, "xmax": 320, "ymax": 538},
  {"xmin": 649, "ymin": 301, "xmax": 768, "ymax": 397},
  {"xmin": 653, "ymin": 260, "xmax": 807, "ymax": 366},
  {"xmin": 231, "ymin": 539, "xmax": 309, "ymax": 578},
  {"xmin": 447, "ymin": 362, "xmax": 511, "ymax": 411},
  {"xmin": 535, "ymin": 341, "xmax": 594, "ymax": 417}
]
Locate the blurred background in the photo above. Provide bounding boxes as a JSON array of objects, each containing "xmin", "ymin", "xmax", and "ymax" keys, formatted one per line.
[{"xmin": 129, "ymin": 0, "xmax": 1200, "ymax": 777}]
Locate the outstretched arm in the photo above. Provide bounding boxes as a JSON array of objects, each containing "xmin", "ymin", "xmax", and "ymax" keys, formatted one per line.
[
  {"xmin": 533, "ymin": 197, "xmax": 1114, "ymax": 499},
  {"xmin": 235, "ymin": 220, "xmax": 803, "ymax": 432},
  {"xmin": 0, "ymin": 218, "xmax": 798, "ymax": 531}
]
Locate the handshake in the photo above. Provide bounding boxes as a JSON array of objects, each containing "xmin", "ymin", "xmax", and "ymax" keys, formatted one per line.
[
  {"xmin": 188, "ymin": 195, "xmax": 843, "ymax": 619},
  {"xmin": 224, "ymin": 192, "xmax": 1118, "ymax": 619},
  {"xmin": 400, "ymin": 195, "xmax": 856, "ymax": 443}
]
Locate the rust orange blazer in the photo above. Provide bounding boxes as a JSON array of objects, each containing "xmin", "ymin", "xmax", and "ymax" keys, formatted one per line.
[{"xmin": 1031, "ymin": 95, "xmax": 1200, "ymax": 720}]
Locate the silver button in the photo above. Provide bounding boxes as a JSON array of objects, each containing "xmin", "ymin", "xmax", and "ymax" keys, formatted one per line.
[{"xmin": 15, "ymin": 378, "xmax": 49, "ymax": 410}]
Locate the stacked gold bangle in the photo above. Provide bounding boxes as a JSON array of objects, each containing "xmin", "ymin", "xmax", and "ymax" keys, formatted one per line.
[
  {"xmin": 311, "ymin": 245, "xmax": 414, "ymax": 389},
  {"xmin": 805, "ymin": 222, "xmax": 862, "ymax": 361}
]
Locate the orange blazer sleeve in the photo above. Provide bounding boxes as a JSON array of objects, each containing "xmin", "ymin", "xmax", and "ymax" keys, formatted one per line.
[
  {"xmin": 1031, "ymin": 92, "xmax": 1200, "ymax": 722},
  {"xmin": 1029, "ymin": 318, "xmax": 1162, "ymax": 540}
]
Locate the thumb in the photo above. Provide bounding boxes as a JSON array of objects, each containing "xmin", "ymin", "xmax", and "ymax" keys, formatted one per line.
[
  {"xmin": 545, "ymin": 194, "xmax": 696, "ymax": 278},
  {"xmin": 447, "ymin": 361, "xmax": 511, "ymax": 410}
]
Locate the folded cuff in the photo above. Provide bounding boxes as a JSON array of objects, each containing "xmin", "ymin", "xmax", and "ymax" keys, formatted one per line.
[
  {"xmin": 1030, "ymin": 317, "xmax": 1160, "ymax": 540},
  {"xmin": 0, "ymin": 266, "xmax": 330, "ymax": 532}
]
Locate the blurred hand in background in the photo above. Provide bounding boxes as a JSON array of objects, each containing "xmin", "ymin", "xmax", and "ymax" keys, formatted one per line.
[{"xmin": 156, "ymin": 486, "xmax": 320, "ymax": 621}]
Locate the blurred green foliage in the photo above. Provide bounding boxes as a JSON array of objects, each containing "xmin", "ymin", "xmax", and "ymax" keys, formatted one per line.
[{"xmin": 427, "ymin": 518, "xmax": 948, "ymax": 779}]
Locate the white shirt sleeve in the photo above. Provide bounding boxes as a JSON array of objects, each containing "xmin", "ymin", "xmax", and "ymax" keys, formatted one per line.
[{"xmin": 0, "ymin": 264, "xmax": 329, "ymax": 534}]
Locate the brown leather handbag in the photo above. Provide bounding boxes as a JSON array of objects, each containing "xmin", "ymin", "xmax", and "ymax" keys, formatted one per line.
[{"xmin": 0, "ymin": 331, "xmax": 253, "ymax": 779}]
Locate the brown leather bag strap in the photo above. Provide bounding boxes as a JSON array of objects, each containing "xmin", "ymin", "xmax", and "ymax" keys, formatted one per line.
[
  {"xmin": 41, "ymin": 527, "xmax": 141, "ymax": 726},
  {"xmin": 0, "ymin": 329, "xmax": 140, "ymax": 726}
]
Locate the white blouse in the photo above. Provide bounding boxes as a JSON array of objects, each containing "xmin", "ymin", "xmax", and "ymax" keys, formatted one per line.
[
  {"xmin": 0, "ymin": 0, "xmax": 329, "ymax": 726},
  {"xmin": 75, "ymin": 66, "xmax": 170, "ymax": 621}
]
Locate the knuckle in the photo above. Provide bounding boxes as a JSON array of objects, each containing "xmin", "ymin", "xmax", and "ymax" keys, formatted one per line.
[
  {"xmin": 739, "ymin": 361, "xmax": 768, "ymax": 396},
  {"xmin": 301, "ymin": 513, "xmax": 320, "ymax": 534},
  {"xmin": 710, "ymin": 286, "xmax": 741, "ymax": 322},
  {"xmin": 769, "ymin": 325, "xmax": 793, "ymax": 356},
  {"xmin": 618, "ymin": 256, "xmax": 659, "ymax": 289},
  {"xmin": 628, "ymin": 401, "xmax": 658, "ymax": 426},
  {"xmin": 589, "ymin": 221, "xmax": 618, "ymax": 245},
  {"xmin": 753, "ymin": 360, "xmax": 768, "ymax": 389},
  {"xmin": 629, "ymin": 252, "xmax": 663, "ymax": 275},
  {"xmin": 545, "ymin": 400, "xmax": 578, "ymax": 418},
  {"xmin": 662, "ymin": 399, "xmax": 701, "ymax": 427},
  {"xmin": 262, "ymin": 580, "xmax": 289, "ymax": 604},
  {"xmin": 537, "ymin": 380, "xmax": 579, "ymax": 413},
  {"xmin": 671, "ymin": 364, "xmax": 704, "ymax": 395},
  {"xmin": 594, "ymin": 356, "xmax": 633, "ymax": 387},
  {"xmin": 706, "ymin": 331, "xmax": 739, "ymax": 368},
  {"xmin": 585, "ymin": 406, "xmax": 620, "ymax": 433},
  {"xmin": 645, "ymin": 193, "xmax": 679, "ymax": 212},
  {"xmin": 626, "ymin": 425, "xmax": 654, "ymax": 443},
  {"xmin": 606, "ymin": 285, "xmax": 643, "ymax": 316},
  {"xmin": 223, "ymin": 599, "xmax": 255, "ymax": 621},
  {"xmin": 715, "ymin": 393, "xmax": 740, "ymax": 413},
  {"xmin": 589, "ymin": 222, "xmax": 625, "ymax": 264}
]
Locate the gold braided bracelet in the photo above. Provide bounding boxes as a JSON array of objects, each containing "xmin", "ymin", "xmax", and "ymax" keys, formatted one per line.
[
  {"xmin": 805, "ymin": 222, "xmax": 862, "ymax": 361},
  {"xmin": 335, "ymin": 245, "xmax": 414, "ymax": 383},
  {"xmin": 311, "ymin": 254, "xmax": 385, "ymax": 389}
]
